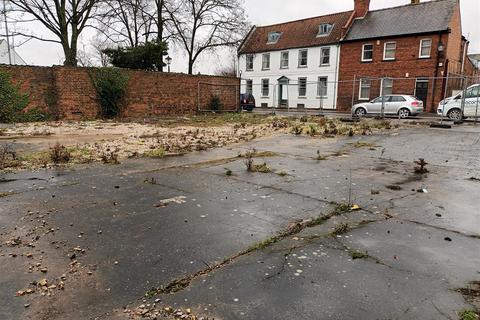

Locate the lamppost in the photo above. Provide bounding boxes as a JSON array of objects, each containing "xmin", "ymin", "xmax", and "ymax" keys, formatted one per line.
[{"xmin": 166, "ymin": 56, "xmax": 172, "ymax": 73}]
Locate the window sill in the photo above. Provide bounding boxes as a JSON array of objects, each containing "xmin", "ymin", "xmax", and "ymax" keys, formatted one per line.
[
  {"xmin": 382, "ymin": 59, "xmax": 396, "ymax": 62},
  {"xmin": 262, "ymin": 69, "xmax": 270, "ymax": 71},
  {"xmin": 358, "ymin": 98, "xmax": 370, "ymax": 101},
  {"xmin": 298, "ymin": 96, "xmax": 307, "ymax": 99},
  {"xmin": 280, "ymin": 67, "xmax": 289, "ymax": 70},
  {"xmin": 361, "ymin": 60, "xmax": 373, "ymax": 63},
  {"xmin": 319, "ymin": 64, "xmax": 330, "ymax": 67},
  {"xmin": 418, "ymin": 56, "xmax": 431, "ymax": 59},
  {"xmin": 298, "ymin": 65, "xmax": 308, "ymax": 69},
  {"xmin": 261, "ymin": 96, "xmax": 270, "ymax": 99},
  {"xmin": 316, "ymin": 96, "xmax": 328, "ymax": 99}
]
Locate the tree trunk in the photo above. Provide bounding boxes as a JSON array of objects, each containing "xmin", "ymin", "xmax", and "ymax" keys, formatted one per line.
[{"xmin": 157, "ymin": 0, "xmax": 164, "ymax": 72}]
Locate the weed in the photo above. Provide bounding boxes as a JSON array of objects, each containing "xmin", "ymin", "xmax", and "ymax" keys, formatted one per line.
[
  {"xmin": 225, "ymin": 168, "xmax": 233, "ymax": 176},
  {"xmin": 468, "ymin": 177, "xmax": 480, "ymax": 182},
  {"xmin": 308, "ymin": 124, "xmax": 319, "ymax": 136},
  {"xmin": 414, "ymin": 158, "xmax": 429, "ymax": 174},
  {"xmin": 300, "ymin": 115, "xmax": 309, "ymax": 123},
  {"xmin": 458, "ymin": 310, "xmax": 479, "ymax": 320},
  {"xmin": 244, "ymin": 148, "xmax": 255, "ymax": 171},
  {"xmin": 101, "ymin": 148, "xmax": 120, "ymax": 165},
  {"xmin": 315, "ymin": 150, "xmax": 328, "ymax": 161},
  {"xmin": 349, "ymin": 250, "xmax": 368, "ymax": 260},
  {"xmin": 0, "ymin": 143, "xmax": 18, "ymax": 169},
  {"xmin": 332, "ymin": 222, "xmax": 350, "ymax": 235},
  {"xmin": 291, "ymin": 125, "xmax": 303, "ymax": 135},
  {"xmin": 144, "ymin": 148, "xmax": 166, "ymax": 158},
  {"xmin": 49, "ymin": 143, "xmax": 71, "ymax": 164}
]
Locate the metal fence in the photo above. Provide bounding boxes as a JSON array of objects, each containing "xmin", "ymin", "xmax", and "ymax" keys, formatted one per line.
[{"xmin": 237, "ymin": 74, "xmax": 480, "ymax": 120}]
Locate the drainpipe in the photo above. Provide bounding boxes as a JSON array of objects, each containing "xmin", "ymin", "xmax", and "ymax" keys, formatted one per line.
[
  {"xmin": 431, "ymin": 33, "xmax": 443, "ymax": 112},
  {"xmin": 333, "ymin": 43, "xmax": 340, "ymax": 110}
]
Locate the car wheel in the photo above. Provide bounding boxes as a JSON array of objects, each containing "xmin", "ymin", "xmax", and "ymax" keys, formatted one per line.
[
  {"xmin": 355, "ymin": 107, "xmax": 367, "ymax": 117},
  {"xmin": 447, "ymin": 108, "xmax": 462, "ymax": 121},
  {"xmin": 398, "ymin": 108, "xmax": 410, "ymax": 119}
]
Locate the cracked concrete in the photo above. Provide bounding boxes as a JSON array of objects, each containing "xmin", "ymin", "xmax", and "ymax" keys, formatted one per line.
[{"xmin": 1, "ymin": 124, "xmax": 479, "ymax": 319}]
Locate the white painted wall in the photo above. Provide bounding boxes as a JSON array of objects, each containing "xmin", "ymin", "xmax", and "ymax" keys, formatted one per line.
[
  {"xmin": 0, "ymin": 40, "xmax": 27, "ymax": 65},
  {"xmin": 239, "ymin": 44, "xmax": 340, "ymax": 109}
]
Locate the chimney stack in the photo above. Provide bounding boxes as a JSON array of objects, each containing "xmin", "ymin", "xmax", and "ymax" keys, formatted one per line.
[{"xmin": 354, "ymin": 0, "xmax": 370, "ymax": 18}]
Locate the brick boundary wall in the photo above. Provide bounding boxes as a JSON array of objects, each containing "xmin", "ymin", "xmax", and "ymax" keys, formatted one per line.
[{"xmin": 0, "ymin": 65, "xmax": 240, "ymax": 120}]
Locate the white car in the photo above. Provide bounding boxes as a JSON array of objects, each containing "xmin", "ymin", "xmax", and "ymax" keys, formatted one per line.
[
  {"xmin": 352, "ymin": 95, "xmax": 424, "ymax": 119},
  {"xmin": 437, "ymin": 84, "xmax": 480, "ymax": 120}
]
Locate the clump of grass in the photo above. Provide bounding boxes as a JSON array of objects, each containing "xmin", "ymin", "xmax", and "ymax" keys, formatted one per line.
[
  {"xmin": 250, "ymin": 162, "xmax": 271, "ymax": 173},
  {"xmin": 458, "ymin": 310, "xmax": 479, "ymax": 320},
  {"xmin": 49, "ymin": 143, "xmax": 71, "ymax": 164},
  {"xmin": 225, "ymin": 168, "xmax": 233, "ymax": 176},
  {"xmin": 101, "ymin": 148, "xmax": 120, "ymax": 164},
  {"xmin": 332, "ymin": 222, "xmax": 350, "ymax": 235},
  {"xmin": 307, "ymin": 124, "xmax": 319, "ymax": 136},
  {"xmin": 144, "ymin": 148, "xmax": 166, "ymax": 158},
  {"xmin": 333, "ymin": 203, "xmax": 351, "ymax": 216},
  {"xmin": 291, "ymin": 125, "xmax": 303, "ymax": 135},
  {"xmin": 276, "ymin": 170, "xmax": 288, "ymax": 177},
  {"xmin": 248, "ymin": 236, "xmax": 278, "ymax": 251},
  {"xmin": 351, "ymin": 141, "xmax": 378, "ymax": 149},
  {"xmin": 349, "ymin": 250, "xmax": 368, "ymax": 260},
  {"xmin": 0, "ymin": 143, "xmax": 18, "ymax": 170}
]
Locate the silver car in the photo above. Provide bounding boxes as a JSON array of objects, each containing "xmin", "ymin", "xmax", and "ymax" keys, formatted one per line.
[{"xmin": 352, "ymin": 95, "xmax": 424, "ymax": 118}]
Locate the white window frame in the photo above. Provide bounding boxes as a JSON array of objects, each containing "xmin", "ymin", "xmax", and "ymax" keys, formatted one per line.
[
  {"xmin": 262, "ymin": 53, "xmax": 270, "ymax": 70},
  {"xmin": 380, "ymin": 78, "xmax": 393, "ymax": 96},
  {"xmin": 246, "ymin": 54, "xmax": 254, "ymax": 71},
  {"xmin": 359, "ymin": 78, "xmax": 371, "ymax": 100},
  {"xmin": 298, "ymin": 49, "xmax": 308, "ymax": 68},
  {"xmin": 419, "ymin": 39, "xmax": 432, "ymax": 58},
  {"xmin": 383, "ymin": 42, "xmax": 396, "ymax": 61},
  {"xmin": 317, "ymin": 77, "xmax": 328, "ymax": 97},
  {"xmin": 362, "ymin": 44, "xmax": 373, "ymax": 62},
  {"xmin": 280, "ymin": 51, "xmax": 289, "ymax": 69},
  {"xmin": 320, "ymin": 47, "xmax": 330, "ymax": 66},
  {"xmin": 298, "ymin": 77, "xmax": 307, "ymax": 97},
  {"xmin": 261, "ymin": 79, "xmax": 270, "ymax": 97}
]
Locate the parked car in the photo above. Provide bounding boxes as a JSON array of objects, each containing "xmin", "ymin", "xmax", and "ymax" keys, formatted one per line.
[
  {"xmin": 352, "ymin": 95, "xmax": 424, "ymax": 118},
  {"xmin": 240, "ymin": 93, "xmax": 256, "ymax": 112},
  {"xmin": 437, "ymin": 84, "xmax": 480, "ymax": 120}
]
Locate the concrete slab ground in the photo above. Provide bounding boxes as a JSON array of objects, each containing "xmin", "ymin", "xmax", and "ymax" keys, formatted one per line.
[{"xmin": 0, "ymin": 123, "xmax": 479, "ymax": 320}]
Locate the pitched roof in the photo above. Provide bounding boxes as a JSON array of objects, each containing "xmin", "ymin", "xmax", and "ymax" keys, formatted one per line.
[
  {"xmin": 344, "ymin": 0, "xmax": 457, "ymax": 41},
  {"xmin": 239, "ymin": 11, "xmax": 353, "ymax": 54}
]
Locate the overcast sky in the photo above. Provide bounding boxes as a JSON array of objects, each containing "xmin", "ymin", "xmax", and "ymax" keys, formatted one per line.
[{"xmin": 4, "ymin": 0, "xmax": 480, "ymax": 74}]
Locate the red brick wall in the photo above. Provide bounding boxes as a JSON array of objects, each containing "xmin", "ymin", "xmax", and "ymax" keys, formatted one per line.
[
  {"xmin": 0, "ymin": 65, "xmax": 56, "ymax": 114},
  {"xmin": 337, "ymin": 33, "xmax": 448, "ymax": 112},
  {"xmin": 1, "ymin": 65, "xmax": 239, "ymax": 120}
]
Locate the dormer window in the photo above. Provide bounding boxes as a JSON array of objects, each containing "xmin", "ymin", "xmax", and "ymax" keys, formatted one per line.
[
  {"xmin": 318, "ymin": 23, "xmax": 333, "ymax": 36},
  {"xmin": 267, "ymin": 32, "xmax": 282, "ymax": 44}
]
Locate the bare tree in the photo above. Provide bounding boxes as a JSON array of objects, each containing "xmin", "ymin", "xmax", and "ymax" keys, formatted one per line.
[
  {"xmin": 95, "ymin": 0, "xmax": 152, "ymax": 48},
  {"xmin": 8, "ymin": 0, "xmax": 100, "ymax": 66},
  {"xmin": 166, "ymin": 0, "xmax": 248, "ymax": 74}
]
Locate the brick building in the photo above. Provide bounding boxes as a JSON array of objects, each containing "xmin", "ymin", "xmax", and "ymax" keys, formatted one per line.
[{"xmin": 337, "ymin": 0, "xmax": 477, "ymax": 112}]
